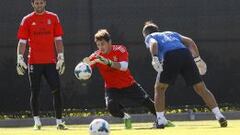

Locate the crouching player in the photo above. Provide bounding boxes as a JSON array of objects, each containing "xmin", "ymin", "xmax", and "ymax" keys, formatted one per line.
[
  {"xmin": 82, "ymin": 29, "xmax": 173, "ymax": 129},
  {"xmin": 142, "ymin": 21, "xmax": 227, "ymax": 128}
]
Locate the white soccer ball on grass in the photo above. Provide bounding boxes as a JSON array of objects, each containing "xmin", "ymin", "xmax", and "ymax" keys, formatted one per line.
[{"xmin": 89, "ymin": 118, "xmax": 110, "ymax": 135}]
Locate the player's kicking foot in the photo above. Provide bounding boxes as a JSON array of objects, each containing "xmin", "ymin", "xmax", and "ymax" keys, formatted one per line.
[
  {"xmin": 56, "ymin": 122, "xmax": 68, "ymax": 130},
  {"xmin": 33, "ymin": 124, "xmax": 41, "ymax": 130},
  {"xmin": 218, "ymin": 117, "xmax": 227, "ymax": 127}
]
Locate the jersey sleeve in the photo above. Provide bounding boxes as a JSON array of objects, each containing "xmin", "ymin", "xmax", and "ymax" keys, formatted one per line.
[
  {"xmin": 54, "ymin": 15, "xmax": 64, "ymax": 37},
  {"xmin": 17, "ymin": 17, "xmax": 29, "ymax": 40},
  {"xmin": 117, "ymin": 46, "xmax": 128, "ymax": 62},
  {"xmin": 145, "ymin": 35, "xmax": 158, "ymax": 48}
]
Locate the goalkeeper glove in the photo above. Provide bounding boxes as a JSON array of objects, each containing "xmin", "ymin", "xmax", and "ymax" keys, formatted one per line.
[
  {"xmin": 83, "ymin": 57, "xmax": 96, "ymax": 66},
  {"xmin": 16, "ymin": 54, "xmax": 27, "ymax": 75},
  {"xmin": 96, "ymin": 56, "xmax": 113, "ymax": 67},
  {"xmin": 152, "ymin": 56, "xmax": 163, "ymax": 72},
  {"xmin": 194, "ymin": 56, "xmax": 207, "ymax": 75},
  {"xmin": 56, "ymin": 53, "xmax": 65, "ymax": 75}
]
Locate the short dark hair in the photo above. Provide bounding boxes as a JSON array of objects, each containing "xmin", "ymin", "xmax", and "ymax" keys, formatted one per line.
[
  {"xmin": 142, "ymin": 21, "xmax": 159, "ymax": 37},
  {"xmin": 31, "ymin": 0, "xmax": 46, "ymax": 3},
  {"xmin": 94, "ymin": 29, "xmax": 111, "ymax": 42}
]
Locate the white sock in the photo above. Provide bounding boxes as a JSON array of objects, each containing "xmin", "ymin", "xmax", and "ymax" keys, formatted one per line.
[
  {"xmin": 212, "ymin": 107, "xmax": 224, "ymax": 120},
  {"xmin": 56, "ymin": 119, "xmax": 63, "ymax": 125},
  {"xmin": 33, "ymin": 116, "xmax": 41, "ymax": 125},
  {"xmin": 123, "ymin": 113, "xmax": 131, "ymax": 119},
  {"xmin": 156, "ymin": 112, "xmax": 168, "ymax": 125},
  {"xmin": 156, "ymin": 112, "xmax": 165, "ymax": 119}
]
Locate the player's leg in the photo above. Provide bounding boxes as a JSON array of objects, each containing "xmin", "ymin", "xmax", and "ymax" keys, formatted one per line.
[
  {"xmin": 181, "ymin": 49, "xmax": 227, "ymax": 127},
  {"xmin": 105, "ymin": 89, "xmax": 131, "ymax": 129},
  {"xmin": 43, "ymin": 64, "xmax": 67, "ymax": 130},
  {"xmin": 193, "ymin": 82, "xmax": 217, "ymax": 109},
  {"xmin": 154, "ymin": 81, "xmax": 171, "ymax": 128},
  {"xmin": 154, "ymin": 50, "xmax": 180, "ymax": 128},
  {"xmin": 119, "ymin": 83, "xmax": 157, "ymax": 128},
  {"xmin": 132, "ymin": 81, "xmax": 175, "ymax": 128},
  {"xmin": 105, "ymin": 89, "xmax": 124, "ymax": 117},
  {"xmin": 193, "ymin": 82, "xmax": 227, "ymax": 127},
  {"xmin": 154, "ymin": 49, "xmax": 193, "ymax": 128},
  {"xmin": 28, "ymin": 64, "xmax": 43, "ymax": 129},
  {"xmin": 123, "ymin": 83, "xmax": 156, "ymax": 116}
]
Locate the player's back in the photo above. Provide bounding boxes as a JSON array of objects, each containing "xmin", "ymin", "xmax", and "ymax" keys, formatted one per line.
[{"xmin": 145, "ymin": 31, "xmax": 186, "ymax": 60}]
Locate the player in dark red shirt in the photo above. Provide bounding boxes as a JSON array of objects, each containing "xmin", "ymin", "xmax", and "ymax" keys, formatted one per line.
[
  {"xmin": 16, "ymin": 0, "xmax": 66, "ymax": 130},
  {"xmin": 83, "ymin": 29, "xmax": 156, "ymax": 129}
]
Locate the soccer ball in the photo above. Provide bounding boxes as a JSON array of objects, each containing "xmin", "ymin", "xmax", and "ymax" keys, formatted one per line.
[
  {"xmin": 89, "ymin": 119, "xmax": 110, "ymax": 135},
  {"xmin": 74, "ymin": 62, "xmax": 92, "ymax": 80}
]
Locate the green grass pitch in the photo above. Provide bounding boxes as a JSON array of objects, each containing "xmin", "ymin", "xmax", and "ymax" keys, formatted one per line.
[{"xmin": 1, "ymin": 120, "xmax": 240, "ymax": 135}]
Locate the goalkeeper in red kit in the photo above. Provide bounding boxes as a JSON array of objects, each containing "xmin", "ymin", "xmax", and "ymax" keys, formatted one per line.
[
  {"xmin": 16, "ymin": 0, "xmax": 67, "ymax": 130},
  {"xmin": 83, "ymin": 29, "xmax": 174, "ymax": 129}
]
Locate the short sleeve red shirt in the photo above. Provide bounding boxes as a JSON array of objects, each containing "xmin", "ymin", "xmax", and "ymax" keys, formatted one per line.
[
  {"xmin": 89, "ymin": 45, "xmax": 135, "ymax": 89},
  {"xmin": 17, "ymin": 11, "xmax": 64, "ymax": 64}
]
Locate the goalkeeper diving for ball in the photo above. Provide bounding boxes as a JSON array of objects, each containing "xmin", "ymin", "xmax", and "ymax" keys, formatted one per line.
[
  {"xmin": 142, "ymin": 21, "xmax": 227, "ymax": 128},
  {"xmin": 82, "ymin": 29, "xmax": 174, "ymax": 129}
]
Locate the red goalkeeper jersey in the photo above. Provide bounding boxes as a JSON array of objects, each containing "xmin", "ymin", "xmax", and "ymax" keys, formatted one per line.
[
  {"xmin": 89, "ymin": 45, "xmax": 135, "ymax": 89},
  {"xmin": 17, "ymin": 11, "xmax": 63, "ymax": 64}
]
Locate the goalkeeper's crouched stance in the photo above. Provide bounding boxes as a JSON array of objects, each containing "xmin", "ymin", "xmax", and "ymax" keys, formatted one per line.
[
  {"xmin": 82, "ymin": 29, "xmax": 174, "ymax": 129},
  {"xmin": 105, "ymin": 83, "xmax": 156, "ymax": 129},
  {"xmin": 142, "ymin": 21, "xmax": 227, "ymax": 128}
]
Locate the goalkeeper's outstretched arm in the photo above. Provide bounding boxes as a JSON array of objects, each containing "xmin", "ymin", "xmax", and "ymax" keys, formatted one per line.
[{"xmin": 83, "ymin": 56, "xmax": 128, "ymax": 71}]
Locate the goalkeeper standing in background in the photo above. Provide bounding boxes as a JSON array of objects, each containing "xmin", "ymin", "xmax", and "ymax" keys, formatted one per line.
[
  {"xmin": 142, "ymin": 21, "xmax": 227, "ymax": 128},
  {"xmin": 16, "ymin": 0, "xmax": 67, "ymax": 130}
]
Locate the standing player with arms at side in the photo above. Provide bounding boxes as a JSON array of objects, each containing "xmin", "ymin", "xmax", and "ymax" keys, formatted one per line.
[
  {"xmin": 16, "ymin": 0, "xmax": 67, "ymax": 130},
  {"xmin": 82, "ymin": 29, "xmax": 167, "ymax": 129},
  {"xmin": 142, "ymin": 21, "xmax": 227, "ymax": 128}
]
